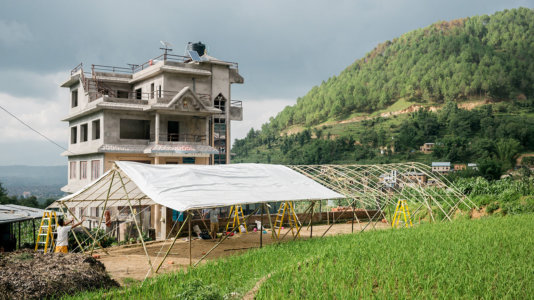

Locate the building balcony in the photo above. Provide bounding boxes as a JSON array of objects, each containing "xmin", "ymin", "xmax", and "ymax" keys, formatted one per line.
[{"xmin": 150, "ymin": 133, "xmax": 207, "ymax": 144}]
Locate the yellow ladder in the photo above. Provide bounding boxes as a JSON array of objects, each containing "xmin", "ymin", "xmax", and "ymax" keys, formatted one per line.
[
  {"xmin": 392, "ymin": 200, "xmax": 413, "ymax": 228},
  {"xmin": 225, "ymin": 205, "xmax": 248, "ymax": 233},
  {"xmin": 273, "ymin": 202, "xmax": 300, "ymax": 239},
  {"xmin": 35, "ymin": 211, "xmax": 58, "ymax": 253}
]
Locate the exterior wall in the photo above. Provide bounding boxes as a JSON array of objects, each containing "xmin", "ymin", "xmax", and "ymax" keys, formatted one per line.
[
  {"xmin": 68, "ymin": 82, "xmax": 89, "ymax": 116},
  {"xmin": 103, "ymin": 153, "xmax": 208, "ymax": 172},
  {"xmin": 103, "ymin": 111, "xmax": 154, "ymax": 145},
  {"xmin": 68, "ymin": 112, "xmax": 104, "ymax": 155},
  {"xmin": 432, "ymin": 166, "xmax": 451, "ymax": 172},
  {"xmin": 211, "ymin": 64, "xmax": 231, "ymax": 163},
  {"xmin": 66, "ymin": 153, "xmax": 105, "ymax": 192}
]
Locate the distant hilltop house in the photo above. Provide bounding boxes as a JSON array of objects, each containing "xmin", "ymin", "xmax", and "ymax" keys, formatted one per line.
[
  {"xmin": 431, "ymin": 162, "xmax": 477, "ymax": 174},
  {"xmin": 431, "ymin": 162, "xmax": 451, "ymax": 173},
  {"xmin": 60, "ymin": 41, "xmax": 244, "ymax": 193},
  {"xmin": 453, "ymin": 163, "xmax": 467, "ymax": 171},
  {"xmin": 420, "ymin": 143, "xmax": 435, "ymax": 154},
  {"xmin": 467, "ymin": 163, "xmax": 478, "ymax": 170}
]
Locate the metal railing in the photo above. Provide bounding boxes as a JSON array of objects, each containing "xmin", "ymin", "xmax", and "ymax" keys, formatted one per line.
[
  {"xmin": 69, "ymin": 52, "xmax": 239, "ymax": 76},
  {"xmin": 231, "ymin": 100, "xmax": 242, "ymax": 108},
  {"xmin": 71, "ymin": 63, "xmax": 83, "ymax": 75},
  {"xmin": 150, "ymin": 133, "xmax": 207, "ymax": 143},
  {"xmin": 92, "ymin": 64, "xmax": 133, "ymax": 74}
]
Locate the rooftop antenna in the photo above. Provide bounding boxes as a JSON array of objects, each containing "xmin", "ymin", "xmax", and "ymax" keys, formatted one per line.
[{"xmin": 160, "ymin": 41, "xmax": 173, "ymax": 60}]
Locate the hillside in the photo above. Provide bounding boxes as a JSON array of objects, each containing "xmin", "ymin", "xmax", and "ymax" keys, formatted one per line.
[
  {"xmin": 233, "ymin": 8, "xmax": 534, "ymax": 173},
  {"xmin": 0, "ymin": 165, "xmax": 66, "ymax": 199}
]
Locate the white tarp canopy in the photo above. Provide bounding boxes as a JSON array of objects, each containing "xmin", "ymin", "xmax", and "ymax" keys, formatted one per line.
[{"xmin": 56, "ymin": 161, "xmax": 344, "ymax": 212}]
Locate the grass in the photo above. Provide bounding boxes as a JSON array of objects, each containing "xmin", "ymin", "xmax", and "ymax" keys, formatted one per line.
[{"xmin": 65, "ymin": 214, "xmax": 534, "ymax": 299}]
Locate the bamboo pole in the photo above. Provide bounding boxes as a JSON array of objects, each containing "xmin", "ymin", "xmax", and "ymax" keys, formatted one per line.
[
  {"xmin": 193, "ymin": 206, "xmax": 260, "ymax": 267},
  {"xmin": 260, "ymin": 204, "xmax": 264, "ymax": 248},
  {"xmin": 91, "ymin": 171, "xmax": 115, "ymax": 255},
  {"xmin": 117, "ymin": 172, "xmax": 154, "ymax": 274},
  {"xmin": 189, "ymin": 212, "xmax": 192, "ymax": 267}
]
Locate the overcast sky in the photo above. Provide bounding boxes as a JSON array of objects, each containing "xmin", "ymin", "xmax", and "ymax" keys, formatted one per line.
[{"xmin": 0, "ymin": 0, "xmax": 530, "ymax": 165}]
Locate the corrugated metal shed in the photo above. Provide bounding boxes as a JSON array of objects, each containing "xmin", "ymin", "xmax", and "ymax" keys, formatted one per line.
[{"xmin": 0, "ymin": 204, "xmax": 53, "ymax": 224}]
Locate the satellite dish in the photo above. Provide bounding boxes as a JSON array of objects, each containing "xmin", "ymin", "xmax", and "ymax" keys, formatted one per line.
[{"xmin": 160, "ymin": 41, "xmax": 172, "ymax": 48}]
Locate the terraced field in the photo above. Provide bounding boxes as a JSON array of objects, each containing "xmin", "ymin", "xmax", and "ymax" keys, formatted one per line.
[{"xmin": 67, "ymin": 214, "xmax": 534, "ymax": 299}]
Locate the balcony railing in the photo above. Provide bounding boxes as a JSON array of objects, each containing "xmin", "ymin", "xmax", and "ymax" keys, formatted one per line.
[
  {"xmin": 231, "ymin": 100, "xmax": 242, "ymax": 108},
  {"xmin": 150, "ymin": 133, "xmax": 207, "ymax": 143},
  {"xmin": 99, "ymin": 89, "xmax": 211, "ymax": 104},
  {"xmin": 70, "ymin": 53, "xmax": 239, "ymax": 76}
]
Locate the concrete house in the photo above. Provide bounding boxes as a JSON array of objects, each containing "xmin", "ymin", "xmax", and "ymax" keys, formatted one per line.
[
  {"xmin": 431, "ymin": 162, "xmax": 451, "ymax": 173},
  {"xmin": 420, "ymin": 143, "xmax": 435, "ymax": 154},
  {"xmin": 60, "ymin": 42, "xmax": 244, "ymax": 193}
]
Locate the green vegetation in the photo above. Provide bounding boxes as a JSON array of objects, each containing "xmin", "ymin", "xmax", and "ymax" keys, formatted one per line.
[
  {"xmin": 235, "ymin": 100, "xmax": 534, "ymax": 179},
  {"xmin": 0, "ymin": 181, "xmax": 56, "ymax": 209},
  {"xmin": 270, "ymin": 7, "xmax": 533, "ymax": 129},
  {"xmin": 233, "ymin": 8, "xmax": 534, "ymax": 170},
  {"xmin": 67, "ymin": 214, "xmax": 534, "ymax": 299},
  {"xmin": 456, "ymin": 176, "xmax": 534, "ymax": 215}
]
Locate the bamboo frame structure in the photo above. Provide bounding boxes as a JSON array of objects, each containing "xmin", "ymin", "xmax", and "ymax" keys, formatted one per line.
[{"xmin": 51, "ymin": 161, "xmax": 471, "ymax": 283}]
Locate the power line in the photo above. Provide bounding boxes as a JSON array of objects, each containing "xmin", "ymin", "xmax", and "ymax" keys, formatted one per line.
[{"xmin": 0, "ymin": 104, "xmax": 74, "ymax": 154}]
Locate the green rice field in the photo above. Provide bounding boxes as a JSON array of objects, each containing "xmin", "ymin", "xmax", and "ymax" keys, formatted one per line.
[{"xmin": 67, "ymin": 214, "xmax": 534, "ymax": 299}]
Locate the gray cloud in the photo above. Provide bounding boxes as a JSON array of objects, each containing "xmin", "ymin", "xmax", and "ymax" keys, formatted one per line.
[
  {"xmin": 0, "ymin": 0, "xmax": 531, "ymax": 165},
  {"xmin": 0, "ymin": 20, "xmax": 32, "ymax": 46}
]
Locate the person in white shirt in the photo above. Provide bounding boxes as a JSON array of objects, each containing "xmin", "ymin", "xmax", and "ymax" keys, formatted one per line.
[{"xmin": 55, "ymin": 217, "xmax": 84, "ymax": 253}]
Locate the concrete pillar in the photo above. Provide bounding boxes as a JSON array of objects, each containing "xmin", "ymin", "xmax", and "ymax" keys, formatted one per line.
[{"xmin": 155, "ymin": 112, "xmax": 160, "ymax": 144}]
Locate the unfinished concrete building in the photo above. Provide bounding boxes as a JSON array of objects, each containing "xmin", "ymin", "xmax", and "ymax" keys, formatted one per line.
[
  {"xmin": 60, "ymin": 42, "xmax": 244, "ymax": 193},
  {"xmin": 59, "ymin": 43, "xmax": 244, "ymax": 240}
]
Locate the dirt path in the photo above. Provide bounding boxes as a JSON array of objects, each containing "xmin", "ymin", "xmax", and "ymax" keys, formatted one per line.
[{"xmin": 96, "ymin": 221, "xmax": 390, "ymax": 284}]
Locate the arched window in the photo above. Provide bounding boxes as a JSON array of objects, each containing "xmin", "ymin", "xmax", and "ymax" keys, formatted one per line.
[{"xmin": 214, "ymin": 94, "xmax": 226, "ymax": 112}]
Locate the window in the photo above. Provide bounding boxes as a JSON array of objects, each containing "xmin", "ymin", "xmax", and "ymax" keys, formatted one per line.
[
  {"xmin": 92, "ymin": 120, "xmax": 100, "ymax": 140},
  {"xmin": 135, "ymin": 88, "xmax": 142, "ymax": 100},
  {"xmin": 158, "ymin": 85, "xmax": 162, "ymax": 98},
  {"xmin": 69, "ymin": 161, "xmax": 77, "ymax": 179},
  {"xmin": 214, "ymin": 94, "xmax": 226, "ymax": 112},
  {"xmin": 80, "ymin": 124, "xmax": 88, "ymax": 142},
  {"xmin": 80, "ymin": 161, "xmax": 87, "ymax": 179},
  {"xmin": 70, "ymin": 127, "xmax": 77, "ymax": 144},
  {"xmin": 150, "ymin": 83, "xmax": 155, "ymax": 99},
  {"xmin": 91, "ymin": 160, "xmax": 100, "ymax": 180},
  {"xmin": 168, "ymin": 121, "xmax": 179, "ymax": 141},
  {"xmin": 71, "ymin": 89, "xmax": 78, "ymax": 107},
  {"xmin": 117, "ymin": 90, "xmax": 129, "ymax": 98},
  {"xmin": 183, "ymin": 157, "xmax": 195, "ymax": 164},
  {"xmin": 120, "ymin": 119, "xmax": 150, "ymax": 139}
]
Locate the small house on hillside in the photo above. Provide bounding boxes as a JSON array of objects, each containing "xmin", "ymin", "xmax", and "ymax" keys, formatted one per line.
[
  {"xmin": 432, "ymin": 162, "xmax": 451, "ymax": 173},
  {"xmin": 454, "ymin": 164, "xmax": 466, "ymax": 171},
  {"xmin": 420, "ymin": 143, "xmax": 435, "ymax": 154}
]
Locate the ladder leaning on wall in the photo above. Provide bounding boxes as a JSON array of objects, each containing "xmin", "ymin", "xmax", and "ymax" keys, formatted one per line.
[{"xmin": 35, "ymin": 211, "xmax": 58, "ymax": 253}]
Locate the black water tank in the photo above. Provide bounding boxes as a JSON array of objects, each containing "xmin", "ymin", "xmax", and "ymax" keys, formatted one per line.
[{"xmin": 192, "ymin": 42, "xmax": 206, "ymax": 56}]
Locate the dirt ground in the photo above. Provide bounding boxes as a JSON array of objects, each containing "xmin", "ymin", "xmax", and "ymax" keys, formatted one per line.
[{"xmin": 96, "ymin": 221, "xmax": 390, "ymax": 284}]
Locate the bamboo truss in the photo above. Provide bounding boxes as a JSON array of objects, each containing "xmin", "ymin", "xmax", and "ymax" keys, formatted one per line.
[
  {"xmin": 50, "ymin": 162, "xmax": 471, "ymax": 282},
  {"xmin": 287, "ymin": 162, "xmax": 474, "ymax": 222}
]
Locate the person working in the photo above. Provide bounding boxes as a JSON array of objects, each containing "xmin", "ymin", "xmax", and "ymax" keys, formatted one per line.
[
  {"xmin": 55, "ymin": 217, "xmax": 84, "ymax": 253},
  {"xmin": 203, "ymin": 208, "xmax": 219, "ymax": 240}
]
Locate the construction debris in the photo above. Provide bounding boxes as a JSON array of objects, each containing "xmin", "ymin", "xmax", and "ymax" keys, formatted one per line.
[{"xmin": 0, "ymin": 250, "xmax": 118, "ymax": 300}]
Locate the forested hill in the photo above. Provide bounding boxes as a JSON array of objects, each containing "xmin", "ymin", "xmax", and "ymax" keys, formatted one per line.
[
  {"xmin": 232, "ymin": 8, "xmax": 534, "ymax": 176},
  {"xmin": 265, "ymin": 7, "xmax": 534, "ymax": 130}
]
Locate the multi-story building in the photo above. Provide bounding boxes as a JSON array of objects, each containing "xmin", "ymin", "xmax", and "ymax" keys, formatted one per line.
[{"xmin": 60, "ymin": 42, "xmax": 244, "ymax": 193}]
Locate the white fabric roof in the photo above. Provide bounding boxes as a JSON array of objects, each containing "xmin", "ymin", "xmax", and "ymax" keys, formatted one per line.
[{"xmin": 56, "ymin": 162, "xmax": 343, "ymax": 211}]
